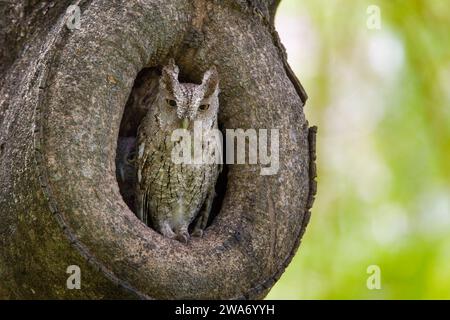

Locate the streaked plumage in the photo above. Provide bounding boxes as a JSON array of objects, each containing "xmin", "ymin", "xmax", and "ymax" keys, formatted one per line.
[{"xmin": 136, "ymin": 60, "xmax": 221, "ymax": 242}]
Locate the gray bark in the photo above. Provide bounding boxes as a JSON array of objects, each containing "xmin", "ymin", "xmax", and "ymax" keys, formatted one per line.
[{"xmin": 0, "ymin": 0, "xmax": 316, "ymax": 299}]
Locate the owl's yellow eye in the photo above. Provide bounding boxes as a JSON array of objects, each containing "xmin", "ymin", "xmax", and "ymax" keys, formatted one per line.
[
  {"xmin": 199, "ymin": 104, "xmax": 210, "ymax": 111},
  {"xmin": 166, "ymin": 99, "xmax": 177, "ymax": 107}
]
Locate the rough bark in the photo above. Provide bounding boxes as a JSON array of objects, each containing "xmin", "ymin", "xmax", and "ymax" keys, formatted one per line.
[{"xmin": 0, "ymin": 0, "xmax": 316, "ymax": 299}]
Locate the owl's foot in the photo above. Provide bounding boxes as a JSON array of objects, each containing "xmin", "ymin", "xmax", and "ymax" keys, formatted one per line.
[
  {"xmin": 160, "ymin": 222, "xmax": 176, "ymax": 239},
  {"xmin": 191, "ymin": 227, "xmax": 203, "ymax": 238},
  {"xmin": 175, "ymin": 226, "xmax": 190, "ymax": 244},
  {"xmin": 175, "ymin": 231, "xmax": 190, "ymax": 244}
]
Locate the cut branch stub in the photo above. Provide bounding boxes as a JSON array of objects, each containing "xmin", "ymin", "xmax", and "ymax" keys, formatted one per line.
[{"xmin": 0, "ymin": 0, "xmax": 315, "ymax": 299}]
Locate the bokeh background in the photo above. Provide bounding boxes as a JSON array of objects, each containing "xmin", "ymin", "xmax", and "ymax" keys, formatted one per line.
[{"xmin": 268, "ymin": 0, "xmax": 450, "ymax": 299}]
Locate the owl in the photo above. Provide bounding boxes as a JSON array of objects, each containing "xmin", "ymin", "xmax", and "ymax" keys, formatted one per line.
[
  {"xmin": 136, "ymin": 59, "xmax": 221, "ymax": 243},
  {"xmin": 115, "ymin": 136, "xmax": 137, "ymax": 211}
]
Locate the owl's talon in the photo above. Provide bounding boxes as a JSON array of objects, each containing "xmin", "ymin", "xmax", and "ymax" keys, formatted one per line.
[
  {"xmin": 191, "ymin": 228, "xmax": 203, "ymax": 238},
  {"xmin": 176, "ymin": 231, "xmax": 190, "ymax": 244},
  {"xmin": 160, "ymin": 222, "xmax": 176, "ymax": 239}
]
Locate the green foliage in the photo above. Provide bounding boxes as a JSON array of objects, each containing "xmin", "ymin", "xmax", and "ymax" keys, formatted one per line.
[{"xmin": 268, "ymin": 0, "xmax": 450, "ymax": 299}]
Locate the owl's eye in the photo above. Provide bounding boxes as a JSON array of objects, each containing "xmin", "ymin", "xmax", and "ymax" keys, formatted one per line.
[
  {"xmin": 166, "ymin": 99, "xmax": 177, "ymax": 107},
  {"xmin": 126, "ymin": 151, "xmax": 136, "ymax": 165},
  {"xmin": 199, "ymin": 104, "xmax": 210, "ymax": 111}
]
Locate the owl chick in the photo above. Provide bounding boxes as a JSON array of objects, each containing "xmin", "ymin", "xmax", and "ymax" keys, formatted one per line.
[
  {"xmin": 115, "ymin": 137, "xmax": 137, "ymax": 210},
  {"xmin": 136, "ymin": 60, "xmax": 221, "ymax": 243}
]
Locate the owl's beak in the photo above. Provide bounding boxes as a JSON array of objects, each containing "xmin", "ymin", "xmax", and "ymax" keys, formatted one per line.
[{"xmin": 181, "ymin": 118, "xmax": 190, "ymax": 129}]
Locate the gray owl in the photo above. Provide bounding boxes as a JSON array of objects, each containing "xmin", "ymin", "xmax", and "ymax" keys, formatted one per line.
[{"xmin": 136, "ymin": 60, "xmax": 221, "ymax": 243}]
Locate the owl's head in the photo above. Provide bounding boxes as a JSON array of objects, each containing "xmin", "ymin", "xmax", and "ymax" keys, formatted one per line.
[{"xmin": 157, "ymin": 59, "xmax": 219, "ymax": 129}]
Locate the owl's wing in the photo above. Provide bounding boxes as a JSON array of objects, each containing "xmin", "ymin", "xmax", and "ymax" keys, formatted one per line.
[{"xmin": 135, "ymin": 190, "xmax": 144, "ymax": 221}]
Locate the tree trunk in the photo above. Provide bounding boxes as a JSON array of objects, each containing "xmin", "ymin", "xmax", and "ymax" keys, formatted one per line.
[{"xmin": 0, "ymin": 0, "xmax": 316, "ymax": 299}]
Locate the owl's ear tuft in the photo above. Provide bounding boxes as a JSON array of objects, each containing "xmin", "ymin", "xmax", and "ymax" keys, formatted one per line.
[
  {"xmin": 201, "ymin": 66, "xmax": 219, "ymax": 98},
  {"xmin": 160, "ymin": 59, "xmax": 180, "ymax": 95}
]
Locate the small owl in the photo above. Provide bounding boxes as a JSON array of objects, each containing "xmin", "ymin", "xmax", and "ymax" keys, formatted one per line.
[
  {"xmin": 136, "ymin": 60, "xmax": 221, "ymax": 243},
  {"xmin": 115, "ymin": 137, "xmax": 137, "ymax": 210}
]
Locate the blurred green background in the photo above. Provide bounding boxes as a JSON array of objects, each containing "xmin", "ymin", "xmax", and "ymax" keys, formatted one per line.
[{"xmin": 268, "ymin": 0, "xmax": 450, "ymax": 299}]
